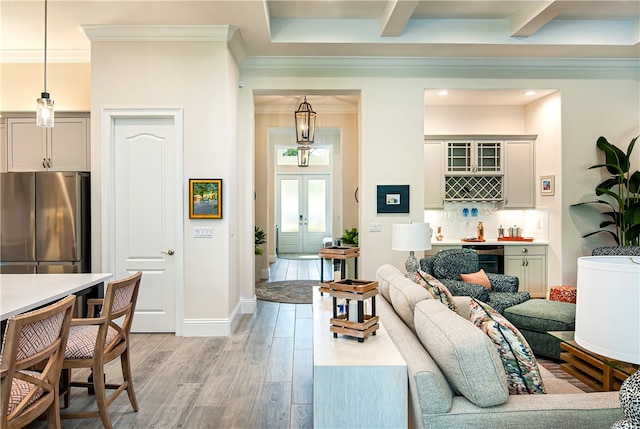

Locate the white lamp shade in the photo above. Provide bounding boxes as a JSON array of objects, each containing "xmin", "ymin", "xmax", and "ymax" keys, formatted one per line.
[
  {"xmin": 575, "ymin": 256, "xmax": 640, "ymax": 364},
  {"xmin": 392, "ymin": 223, "xmax": 432, "ymax": 252}
]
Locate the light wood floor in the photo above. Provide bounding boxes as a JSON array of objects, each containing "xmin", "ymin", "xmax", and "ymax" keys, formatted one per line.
[{"xmin": 29, "ymin": 257, "xmax": 318, "ymax": 429}]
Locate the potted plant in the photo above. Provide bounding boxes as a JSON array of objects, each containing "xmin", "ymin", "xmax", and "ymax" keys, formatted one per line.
[
  {"xmin": 255, "ymin": 226, "xmax": 267, "ymax": 255},
  {"xmin": 572, "ymin": 135, "xmax": 640, "ymax": 246},
  {"xmin": 341, "ymin": 227, "xmax": 359, "ymax": 247},
  {"xmin": 255, "ymin": 226, "xmax": 267, "ymax": 281}
]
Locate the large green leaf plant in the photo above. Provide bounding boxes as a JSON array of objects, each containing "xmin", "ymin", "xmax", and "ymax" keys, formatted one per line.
[{"xmin": 573, "ymin": 136, "xmax": 640, "ymax": 245}]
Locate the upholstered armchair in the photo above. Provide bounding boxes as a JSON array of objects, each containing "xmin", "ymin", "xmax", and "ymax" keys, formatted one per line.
[
  {"xmin": 420, "ymin": 249, "xmax": 530, "ymax": 313},
  {"xmin": 592, "ymin": 246, "xmax": 640, "ymax": 256}
]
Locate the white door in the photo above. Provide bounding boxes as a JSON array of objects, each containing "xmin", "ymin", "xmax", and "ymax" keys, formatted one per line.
[
  {"xmin": 113, "ymin": 117, "xmax": 177, "ymax": 332},
  {"xmin": 277, "ymin": 174, "xmax": 330, "ymax": 254}
]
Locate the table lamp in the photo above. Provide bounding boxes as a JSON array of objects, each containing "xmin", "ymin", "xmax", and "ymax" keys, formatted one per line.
[
  {"xmin": 392, "ymin": 222, "xmax": 432, "ymax": 279},
  {"xmin": 575, "ymin": 256, "xmax": 640, "ymax": 428}
]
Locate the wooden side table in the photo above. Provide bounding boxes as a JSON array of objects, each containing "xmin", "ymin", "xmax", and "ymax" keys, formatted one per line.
[
  {"xmin": 328, "ymin": 279, "xmax": 379, "ymax": 342},
  {"xmin": 548, "ymin": 331, "xmax": 638, "ymax": 391},
  {"xmin": 318, "ymin": 246, "xmax": 359, "ymax": 293}
]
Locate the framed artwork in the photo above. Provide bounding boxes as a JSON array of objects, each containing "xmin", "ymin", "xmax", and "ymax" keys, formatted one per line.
[
  {"xmin": 540, "ymin": 175, "xmax": 555, "ymax": 196},
  {"xmin": 189, "ymin": 179, "xmax": 222, "ymax": 219},
  {"xmin": 377, "ymin": 185, "xmax": 410, "ymax": 213}
]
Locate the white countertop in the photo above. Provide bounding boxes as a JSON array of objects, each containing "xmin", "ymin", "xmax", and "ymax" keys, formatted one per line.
[
  {"xmin": 0, "ymin": 273, "xmax": 113, "ymax": 320},
  {"xmin": 431, "ymin": 239, "xmax": 548, "ymax": 245}
]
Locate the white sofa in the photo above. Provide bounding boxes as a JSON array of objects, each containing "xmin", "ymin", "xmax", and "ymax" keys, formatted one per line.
[{"xmin": 375, "ymin": 264, "xmax": 624, "ymax": 429}]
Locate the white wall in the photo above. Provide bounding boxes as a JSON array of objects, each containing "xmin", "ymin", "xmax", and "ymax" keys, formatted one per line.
[
  {"xmin": 425, "ymin": 105, "xmax": 525, "ymax": 134},
  {"xmin": 526, "ymin": 92, "xmax": 562, "ymax": 287},
  {"xmin": 90, "ymin": 40, "xmax": 241, "ymax": 333}
]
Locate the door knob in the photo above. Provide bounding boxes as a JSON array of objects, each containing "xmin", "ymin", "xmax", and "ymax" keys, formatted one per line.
[{"xmin": 162, "ymin": 249, "xmax": 175, "ymax": 255}]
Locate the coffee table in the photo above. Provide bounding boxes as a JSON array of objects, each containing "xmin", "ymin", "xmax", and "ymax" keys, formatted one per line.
[{"xmin": 548, "ymin": 331, "xmax": 638, "ymax": 391}]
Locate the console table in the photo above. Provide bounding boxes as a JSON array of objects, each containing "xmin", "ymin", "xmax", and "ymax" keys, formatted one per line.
[{"xmin": 313, "ymin": 291, "xmax": 407, "ymax": 429}]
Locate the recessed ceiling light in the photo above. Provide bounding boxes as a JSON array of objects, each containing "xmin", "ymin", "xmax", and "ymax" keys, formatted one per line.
[
  {"xmin": 438, "ymin": 90, "xmax": 449, "ymax": 96},
  {"xmin": 524, "ymin": 90, "xmax": 536, "ymax": 96}
]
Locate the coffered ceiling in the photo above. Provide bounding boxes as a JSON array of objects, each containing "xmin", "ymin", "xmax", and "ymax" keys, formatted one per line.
[{"xmin": 2, "ymin": 0, "xmax": 639, "ymax": 64}]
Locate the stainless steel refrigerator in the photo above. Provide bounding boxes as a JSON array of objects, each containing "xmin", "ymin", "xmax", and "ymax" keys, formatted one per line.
[{"xmin": 0, "ymin": 172, "xmax": 90, "ymax": 273}]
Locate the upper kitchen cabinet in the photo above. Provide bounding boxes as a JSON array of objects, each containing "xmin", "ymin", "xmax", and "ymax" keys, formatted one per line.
[
  {"xmin": 504, "ymin": 140, "xmax": 535, "ymax": 208},
  {"xmin": 446, "ymin": 140, "xmax": 503, "ymax": 175},
  {"xmin": 424, "ymin": 140, "xmax": 445, "ymax": 208},
  {"xmin": 6, "ymin": 115, "xmax": 89, "ymax": 172}
]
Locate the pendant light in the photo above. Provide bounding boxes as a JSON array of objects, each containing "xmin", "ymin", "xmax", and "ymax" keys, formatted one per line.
[
  {"xmin": 297, "ymin": 146, "xmax": 310, "ymax": 167},
  {"xmin": 295, "ymin": 96, "xmax": 316, "ymax": 143},
  {"xmin": 36, "ymin": 0, "xmax": 54, "ymax": 128}
]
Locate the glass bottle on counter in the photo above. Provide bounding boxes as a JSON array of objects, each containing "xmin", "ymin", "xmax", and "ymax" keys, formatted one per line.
[{"xmin": 477, "ymin": 221, "xmax": 485, "ymax": 240}]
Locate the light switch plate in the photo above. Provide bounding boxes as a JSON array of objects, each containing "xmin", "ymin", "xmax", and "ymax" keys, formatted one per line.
[
  {"xmin": 369, "ymin": 223, "xmax": 382, "ymax": 232},
  {"xmin": 194, "ymin": 227, "xmax": 213, "ymax": 238}
]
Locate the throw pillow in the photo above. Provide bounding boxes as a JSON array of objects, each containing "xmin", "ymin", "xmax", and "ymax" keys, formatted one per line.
[
  {"xmin": 414, "ymin": 300, "xmax": 509, "ymax": 408},
  {"xmin": 460, "ymin": 269, "xmax": 492, "ymax": 289},
  {"xmin": 414, "ymin": 270, "xmax": 458, "ymax": 313},
  {"xmin": 469, "ymin": 298, "xmax": 546, "ymax": 395}
]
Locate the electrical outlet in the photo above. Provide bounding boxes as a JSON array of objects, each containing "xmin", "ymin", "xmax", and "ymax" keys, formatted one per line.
[{"xmin": 369, "ymin": 223, "xmax": 382, "ymax": 232}]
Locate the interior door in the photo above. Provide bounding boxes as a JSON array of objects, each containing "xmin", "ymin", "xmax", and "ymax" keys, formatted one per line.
[
  {"xmin": 277, "ymin": 174, "xmax": 330, "ymax": 254},
  {"xmin": 113, "ymin": 117, "xmax": 177, "ymax": 332}
]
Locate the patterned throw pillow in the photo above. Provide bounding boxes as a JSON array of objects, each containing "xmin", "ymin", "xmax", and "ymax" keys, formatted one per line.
[
  {"xmin": 460, "ymin": 269, "xmax": 492, "ymax": 289},
  {"xmin": 469, "ymin": 298, "xmax": 546, "ymax": 395},
  {"xmin": 414, "ymin": 270, "xmax": 458, "ymax": 313}
]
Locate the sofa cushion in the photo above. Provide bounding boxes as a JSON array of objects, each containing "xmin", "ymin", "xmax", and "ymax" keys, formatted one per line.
[
  {"xmin": 470, "ymin": 298, "xmax": 546, "ymax": 395},
  {"xmin": 460, "ymin": 269, "xmax": 491, "ymax": 289},
  {"xmin": 389, "ymin": 274, "xmax": 432, "ymax": 332},
  {"xmin": 414, "ymin": 270, "xmax": 458, "ymax": 312},
  {"xmin": 375, "ymin": 264, "xmax": 404, "ymax": 303},
  {"xmin": 414, "ymin": 300, "xmax": 509, "ymax": 408}
]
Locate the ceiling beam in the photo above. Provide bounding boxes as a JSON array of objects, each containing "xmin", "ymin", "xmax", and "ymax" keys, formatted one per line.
[
  {"xmin": 510, "ymin": 1, "xmax": 564, "ymax": 37},
  {"xmin": 380, "ymin": 0, "xmax": 419, "ymax": 37}
]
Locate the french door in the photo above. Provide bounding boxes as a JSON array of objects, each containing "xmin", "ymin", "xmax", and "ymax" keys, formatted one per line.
[{"xmin": 277, "ymin": 174, "xmax": 330, "ymax": 254}]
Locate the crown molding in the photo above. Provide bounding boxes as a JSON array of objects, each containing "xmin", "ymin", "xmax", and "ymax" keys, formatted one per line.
[{"xmin": 81, "ymin": 25, "xmax": 246, "ymax": 65}]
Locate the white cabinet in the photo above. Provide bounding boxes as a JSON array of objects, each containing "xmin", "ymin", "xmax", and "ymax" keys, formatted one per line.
[
  {"xmin": 446, "ymin": 139, "xmax": 503, "ymax": 175},
  {"xmin": 504, "ymin": 140, "xmax": 534, "ymax": 208},
  {"xmin": 0, "ymin": 120, "xmax": 6, "ymax": 173},
  {"xmin": 504, "ymin": 244, "xmax": 547, "ymax": 298},
  {"xmin": 424, "ymin": 140, "xmax": 445, "ymax": 208},
  {"xmin": 6, "ymin": 116, "xmax": 89, "ymax": 171}
]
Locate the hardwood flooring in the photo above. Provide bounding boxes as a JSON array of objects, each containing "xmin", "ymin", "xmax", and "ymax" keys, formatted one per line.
[{"xmin": 28, "ymin": 257, "xmax": 317, "ymax": 429}]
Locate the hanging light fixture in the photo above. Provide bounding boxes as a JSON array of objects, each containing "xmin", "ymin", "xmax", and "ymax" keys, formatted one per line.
[
  {"xmin": 295, "ymin": 96, "xmax": 316, "ymax": 143},
  {"xmin": 297, "ymin": 146, "xmax": 310, "ymax": 167},
  {"xmin": 36, "ymin": 0, "xmax": 54, "ymax": 128}
]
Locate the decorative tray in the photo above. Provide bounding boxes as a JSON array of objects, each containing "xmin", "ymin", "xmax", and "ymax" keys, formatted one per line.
[{"xmin": 460, "ymin": 238, "xmax": 486, "ymax": 242}]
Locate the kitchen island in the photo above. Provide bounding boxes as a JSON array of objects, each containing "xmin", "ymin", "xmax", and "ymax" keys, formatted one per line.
[{"xmin": 0, "ymin": 273, "xmax": 112, "ymax": 320}]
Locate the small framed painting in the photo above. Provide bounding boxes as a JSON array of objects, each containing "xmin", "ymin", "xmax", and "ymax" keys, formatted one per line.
[
  {"xmin": 189, "ymin": 179, "xmax": 222, "ymax": 219},
  {"xmin": 377, "ymin": 185, "xmax": 410, "ymax": 213},
  {"xmin": 540, "ymin": 175, "xmax": 555, "ymax": 196}
]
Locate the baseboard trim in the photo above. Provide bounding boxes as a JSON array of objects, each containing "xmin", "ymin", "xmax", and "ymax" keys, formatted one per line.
[
  {"xmin": 240, "ymin": 295, "xmax": 257, "ymax": 314},
  {"xmin": 181, "ymin": 301, "xmax": 242, "ymax": 337}
]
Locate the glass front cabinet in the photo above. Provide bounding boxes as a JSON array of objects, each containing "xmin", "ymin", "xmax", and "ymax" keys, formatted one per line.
[{"xmin": 446, "ymin": 140, "xmax": 503, "ymax": 175}]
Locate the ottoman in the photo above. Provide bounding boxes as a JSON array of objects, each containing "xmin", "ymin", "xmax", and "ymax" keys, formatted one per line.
[
  {"xmin": 503, "ymin": 299, "xmax": 576, "ymax": 360},
  {"xmin": 549, "ymin": 285, "xmax": 577, "ymax": 303}
]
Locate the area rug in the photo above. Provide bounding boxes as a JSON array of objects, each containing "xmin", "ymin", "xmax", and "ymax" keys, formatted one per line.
[
  {"xmin": 255, "ymin": 280, "xmax": 316, "ymax": 304},
  {"xmin": 537, "ymin": 357, "xmax": 595, "ymax": 392}
]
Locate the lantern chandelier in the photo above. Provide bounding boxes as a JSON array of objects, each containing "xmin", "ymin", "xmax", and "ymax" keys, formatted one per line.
[
  {"xmin": 295, "ymin": 96, "xmax": 316, "ymax": 144},
  {"xmin": 295, "ymin": 95, "xmax": 317, "ymax": 167},
  {"xmin": 36, "ymin": 0, "xmax": 54, "ymax": 127}
]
